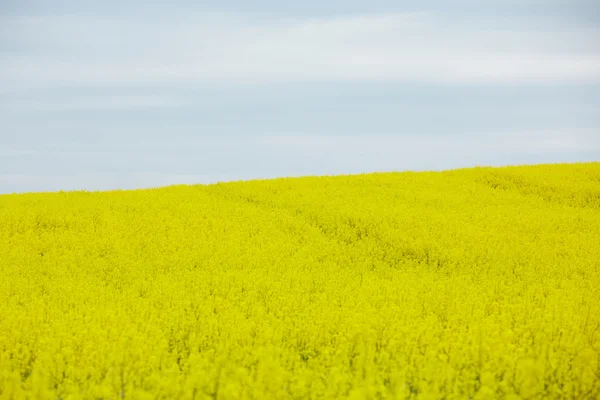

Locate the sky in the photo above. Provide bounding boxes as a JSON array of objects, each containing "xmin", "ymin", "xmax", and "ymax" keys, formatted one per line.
[{"xmin": 1, "ymin": 0, "xmax": 599, "ymax": 193}]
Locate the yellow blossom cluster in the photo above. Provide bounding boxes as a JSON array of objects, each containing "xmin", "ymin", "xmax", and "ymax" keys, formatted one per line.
[{"xmin": 1, "ymin": 162, "xmax": 599, "ymax": 399}]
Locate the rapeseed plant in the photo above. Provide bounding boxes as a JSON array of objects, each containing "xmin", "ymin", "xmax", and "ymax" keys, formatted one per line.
[{"xmin": 0, "ymin": 163, "xmax": 599, "ymax": 399}]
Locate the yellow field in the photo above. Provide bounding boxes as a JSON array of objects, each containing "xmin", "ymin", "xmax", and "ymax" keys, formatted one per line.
[{"xmin": 1, "ymin": 163, "xmax": 599, "ymax": 399}]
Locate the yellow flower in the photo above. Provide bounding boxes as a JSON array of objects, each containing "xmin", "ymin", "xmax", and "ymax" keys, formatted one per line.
[{"xmin": 0, "ymin": 162, "xmax": 599, "ymax": 398}]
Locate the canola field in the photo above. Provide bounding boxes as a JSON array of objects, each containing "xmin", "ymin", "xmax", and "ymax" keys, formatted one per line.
[{"xmin": 1, "ymin": 162, "xmax": 599, "ymax": 400}]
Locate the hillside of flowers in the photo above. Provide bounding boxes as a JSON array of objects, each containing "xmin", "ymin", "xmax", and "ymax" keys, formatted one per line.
[{"xmin": 1, "ymin": 162, "xmax": 599, "ymax": 399}]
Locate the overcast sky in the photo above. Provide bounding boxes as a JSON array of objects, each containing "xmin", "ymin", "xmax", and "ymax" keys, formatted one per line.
[{"xmin": 1, "ymin": 0, "xmax": 599, "ymax": 193}]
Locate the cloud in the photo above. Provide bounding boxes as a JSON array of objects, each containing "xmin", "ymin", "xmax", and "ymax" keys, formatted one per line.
[
  {"xmin": 1, "ymin": 6, "xmax": 598, "ymax": 193},
  {"xmin": 3, "ymin": 129, "xmax": 598, "ymax": 181},
  {"xmin": 1, "ymin": 128, "xmax": 598, "ymax": 193},
  {"xmin": 258, "ymin": 130, "xmax": 600, "ymax": 155},
  {"xmin": 4, "ymin": 95, "xmax": 182, "ymax": 111},
  {"xmin": 1, "ymin": 12, "xmax": 599, "ymax": 93}
]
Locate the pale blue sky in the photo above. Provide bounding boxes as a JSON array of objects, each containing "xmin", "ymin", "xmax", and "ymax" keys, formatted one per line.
[{"xmin": 1, "ymin": 0, "xmax": 599, "ymax": 193}]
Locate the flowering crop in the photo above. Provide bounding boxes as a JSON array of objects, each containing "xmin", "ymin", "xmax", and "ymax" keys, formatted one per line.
[{"xmin": 1, "ymin": 162, "xmax": 599, "ymax": 399}]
